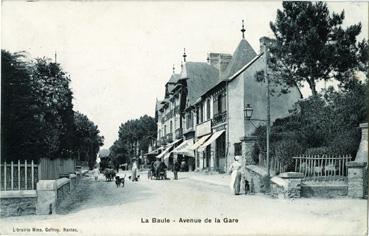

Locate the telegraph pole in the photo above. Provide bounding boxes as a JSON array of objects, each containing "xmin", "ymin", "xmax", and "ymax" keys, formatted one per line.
[{"xmin": 265, "ymin": 42, "xmax": 271, "ymax": 178}]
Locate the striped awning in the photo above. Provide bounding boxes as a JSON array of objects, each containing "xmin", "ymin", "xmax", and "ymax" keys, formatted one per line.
[
  {"xmin": 188, "ymin": 134, "xmax": 211, "ymax": 150},
  {"xmin": 156, "ymin": 139, "xmax": 182, "ymax": 159},
  {"xmin": 171, "ymin": 139, "xmax": 195, "ymax": 157},
  {"xmin": 198, "ymin": 130, "xmax": 225, "ymax": 152}
]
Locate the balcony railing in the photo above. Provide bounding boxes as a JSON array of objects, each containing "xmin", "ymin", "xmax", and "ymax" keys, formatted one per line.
[
  {"xmin": 175, "ymin": 128, "xmax": 183, "ymax": 139},
  {"xmin": 212, "ymin": 111, "xmax": 227, "ymax": 126}
]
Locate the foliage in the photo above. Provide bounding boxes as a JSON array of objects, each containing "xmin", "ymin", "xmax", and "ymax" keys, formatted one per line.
[
  {"xmin": 253, "ymin": 78, "xmax": 368, "ymax": 164},
  {"xmin": 1, "ymin": 50, "xmax": 103, "ymax": 163},
  {"xmin": 109, "ymin": 115, "xmax": 156, "ymax": 167},
  {"xmin": 73, "ymin": 112, "xmax": 104, "ymax": 169},
  {"xmin": 262, "ymin": 2, "xmax": 368, "ymax": 96}
]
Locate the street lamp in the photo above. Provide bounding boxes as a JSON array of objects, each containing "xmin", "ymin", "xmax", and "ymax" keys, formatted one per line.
[
  {"xmin": 243, "ymin": 104, "xmax": 253, "ymax": 120},
  {"xmin": 243, "ymin": 103, "xmax": 271, "ymax": 179}
]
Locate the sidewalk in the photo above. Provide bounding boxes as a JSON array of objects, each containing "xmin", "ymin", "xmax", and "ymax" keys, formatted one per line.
[{"xmin": 180, "ymin": 171, "xmax": 230, "ymax": 187}]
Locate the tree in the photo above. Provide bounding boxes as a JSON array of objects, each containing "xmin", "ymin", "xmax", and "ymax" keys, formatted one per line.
[
  {"xmin": 73, "ymin": 112, "xmax": 104, "ymax": 169},
  {"xmin": 30, "ymin": 58, "xmax": 76, "ymax": 159},
  {"xmin": 267, "ymin": 2, "xmax": 367, "ymax": 96},
  {"xmin": 1, "ymin": 50, "xmax": 40, "ymax": 161},
  {"xmin": 110, "ymin": 115, "xmax": 156, "ymax": 166}
]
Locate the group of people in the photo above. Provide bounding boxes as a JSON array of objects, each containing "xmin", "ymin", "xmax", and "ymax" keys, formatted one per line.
[
  {"xmin": 92, "ymin": 155, "xmax": 245, "ymax": 195},
  {"xmin": 149, "ymin": 158, "xmax": 181, "ymax": 180}
]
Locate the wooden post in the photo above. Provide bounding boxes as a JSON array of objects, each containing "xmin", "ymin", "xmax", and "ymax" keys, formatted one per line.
[
  {"xmin": 4, "ymin": 161, "xmax": 7, "ymax": 191},
  {"xmin": 25, "ymin": 160, "xmax": 28, "ymax": 190},
  {"xmin": 18, "ymin": 160, "xmax": 21, "ymax": 190},
  {"xmin": 299, "ymin": 157, "xmax": 302, "ymax": 173},
  {"xmin": 338, "ymin": 156, "xmax": 342, "ymax": 176},
  {"xmin": 31, "ymin": 160, "xmax": 34, "ymax": 189},
  {"xmin": 11, "ymin": 161, "xmax": 14, "ymax": 190}
]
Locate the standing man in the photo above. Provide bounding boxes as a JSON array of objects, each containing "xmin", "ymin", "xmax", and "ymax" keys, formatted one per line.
[{"xmin": 173, "ymin": 160, "xmax": 180, "ymax": 180}]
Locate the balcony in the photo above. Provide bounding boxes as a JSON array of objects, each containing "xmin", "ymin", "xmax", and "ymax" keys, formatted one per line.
[
  {"xmin": 212, "ymin": 111, "xmax": 227, "ymax": 126},
  {"xmin": 175, "ymin": 128, "xmax": 183, "ymax": 139}
]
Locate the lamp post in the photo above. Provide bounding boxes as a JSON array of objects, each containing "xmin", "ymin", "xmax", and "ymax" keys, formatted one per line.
[
  {"xmin": 243, "ymin": 103, "xmax": 271, "ymax": 178},
  {"xmin": 244, "ymin": 42, "xmax": 271, "ymax": 177}
]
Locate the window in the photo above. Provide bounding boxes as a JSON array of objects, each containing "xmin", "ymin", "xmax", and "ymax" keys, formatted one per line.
[
  {"xmin": 186, "ymin": 112, "xmax": 193, "ymax": 130},
  {"xmin": 234, "ymin": 143, "xmax": 242, "ymax": 156},
  {"xmin": 200, "ymin": 103, "xmax": 204, "ymax": 123},
  {"xmin": 206, "ymin": 99, "xmax": 211, "ymax": 120},
  {"xmin": 170, "ymin": 121, "xmax": 173, "ymax": 134},
  {"xmin": 164, "ymin": 125, "xmax": 167, "ymax": 135},
  {"xmin": 196, "ymin": 107, "xmax": 200, "ymax": 124},
  {"xmin": 218, "ymin": 94, "xmax": 222, "ymax": 113}
]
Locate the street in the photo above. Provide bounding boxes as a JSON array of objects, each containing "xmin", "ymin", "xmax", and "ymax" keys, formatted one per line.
[{"xmin": 1, "ymin": 171, "xmax": 367, "ymax": 236}]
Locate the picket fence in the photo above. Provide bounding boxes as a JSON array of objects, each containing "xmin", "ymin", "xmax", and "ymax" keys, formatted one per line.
[
  {"xmin": 0, "ymin": 158, "xmax": 76, "ymax": 191},
  {"xmin": 293, "ymin": 154, "xmax": 352, "ymax": 180}
]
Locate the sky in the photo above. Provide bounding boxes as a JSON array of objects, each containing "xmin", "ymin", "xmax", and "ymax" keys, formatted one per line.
[{"xmin": 2, "ymin": 1, "xmax": 368, "ymax": 149}]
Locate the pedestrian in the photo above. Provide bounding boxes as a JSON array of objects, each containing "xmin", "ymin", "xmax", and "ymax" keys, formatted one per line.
[
  {"xmin": 131, "ymin": 160, "xmax": 139, "ymax": 181},
  {"xmin": 228, "ymin": 156, "xmax": 242, "ymax": 195},
  {"xmin": 173, "ymin": 160, "xmax": 180, "ymax": 180},
  {"xmin": 93, "ymin": 166, "xmax": 100, "ymax": 182}
]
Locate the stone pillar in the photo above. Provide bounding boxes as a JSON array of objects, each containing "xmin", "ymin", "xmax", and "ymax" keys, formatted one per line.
[
  {"xmin": 355, "ymin": 123, "xmax": 368, "ymax": 165},
  {"xmin": 36, "ymin": 180, "xmax": 57, "ymax": 215},
  {"xmin": 279, "ymin": 172, "xmax": 304, "ymax": 198},
  {"xmin": 241, "ymin": 136, "xmax": 257, "ymax": 166},
  {"xmin": 347, "ymin": 161, "xmax": 367, "ymax": 198},
  {"xmin": 210, "ymin": 142, "xmax": 216, "ymax": 172}
]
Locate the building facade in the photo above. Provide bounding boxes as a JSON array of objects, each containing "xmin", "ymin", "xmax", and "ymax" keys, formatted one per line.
[{"xmin": 154, "ymin": 22, "xmax": 302, "ymax": 173}]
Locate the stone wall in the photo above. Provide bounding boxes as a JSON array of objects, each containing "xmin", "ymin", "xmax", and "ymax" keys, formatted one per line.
[
  {"xmin": 301, "ymin": 183, "xmax": 348, "ymax": 198},
  {"xmin": 56, "ymin": 178, "xmax": 71, "ymax": 208},
  {"xmin": 270, "ymin": 172, "xmax": 304, "ymax": 199},
  {"xmin": 347, "ymin": 161, "xmax": 367, "ymax": 198},
  {"xmin": 0, "ymin": 191, "xmax": 37, "ymax": 217},
  {"xmin": 245, "ymin": 165, "xmax": 269, "ymax": 193}
]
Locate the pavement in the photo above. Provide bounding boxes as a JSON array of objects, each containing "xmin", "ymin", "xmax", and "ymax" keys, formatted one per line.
[{"xmin": 1, "ymin": 170, "xmax": 367, "ymax": 236}]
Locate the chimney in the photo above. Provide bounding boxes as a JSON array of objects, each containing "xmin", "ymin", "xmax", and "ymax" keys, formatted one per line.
[
  {"xmin": 207, "ymin": 53, "xmax": 232, "ymax": 73},
  {"xmin": 259, "ymin": 36, "xmax": 273, "ymax": 54}
]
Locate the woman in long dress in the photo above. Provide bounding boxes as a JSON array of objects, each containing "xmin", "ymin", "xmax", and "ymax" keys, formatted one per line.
[
  {"xmin": 228, "ymin": 156, "xmax": 242, "ymax": 195},
  {"xmin": 131, "ymin": 160, "xmax": 138, "ymax": 181}
]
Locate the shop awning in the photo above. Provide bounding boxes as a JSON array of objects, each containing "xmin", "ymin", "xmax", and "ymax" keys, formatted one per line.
[
  {"xmin": 146, "ymin": 147, "xmax": 163, "ymax": 156},
  {"xmin": 188, "ymin": 134, "xmax": 211, "ymax": 150},
  {"xmin": 198, "ymin": 130, "xmax": 225, "ymax": 152},
  {"xmin": 171, "ymin": 139, "xmax": 195, "ymax": 157},
  {"xmin": 156, "ymin": 139, "xmax": 182, "ymax": 159}
]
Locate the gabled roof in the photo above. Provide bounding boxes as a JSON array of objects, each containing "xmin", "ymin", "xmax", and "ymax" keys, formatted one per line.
[
  {"xmin": 199, "ymin": 38, "xmax": 257, "ymax": 98},
  {"xmin": 166, "ymin": 73, "xmax": 180, "ymax": 95},
  {"xmin": 220, "ymin": 39, "xmax": 257, "ymax": 81},
  {"xmin": 168, "ymin": 73, "xmax": 180, "ymax": 84},
  {"xmin": 180, "ymin": 62, "xmax": 219, "ymax": 106}
]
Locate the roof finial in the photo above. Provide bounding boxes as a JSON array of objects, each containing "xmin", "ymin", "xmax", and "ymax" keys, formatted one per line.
[
  {"xmin": 183, "ymin": 48, "xmax": 187, "ymax": 62},
  {"xmin": 181, "ymin": 60, "xmax": 183, "ymax": 70},
  {"xmin": 172, "ymin": 64, "xmax": 175, "ymax": 74},
  {"xmin": 54, "ymin": 51, "xmax": 57, "ymax": 63},
  {"xmin": 241, "ymin": 19, "xmax": 246, "ymax": 39}
]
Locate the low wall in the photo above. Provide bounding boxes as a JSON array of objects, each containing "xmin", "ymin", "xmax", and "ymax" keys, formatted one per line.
[
  {"xmin": 301, "ymin": 182, "xmax": 348, "ymax": 198},
  {"xmin": 0, "ymin": 191, "xmax": 37, "ymax": 217},
  {"xmin": 271, "ymin": 172, "xmax": 304, "ymax": 199},
  {"xmin": 245, "ymin": 165, "xmax": 269, "ymax": 193},
  {"xmin": 1, "ymin": 172, "xmax": 82, "ymax": 217},
  {"xmin": 56, "ymin": 178, "xmax": 71, "ymax": 208}
]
